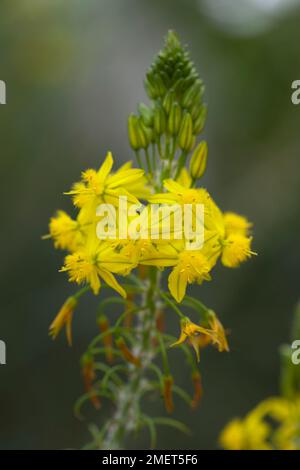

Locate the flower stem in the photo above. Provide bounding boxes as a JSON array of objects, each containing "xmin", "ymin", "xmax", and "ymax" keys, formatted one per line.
[{"xmin": 100, "ymin": 268, "xmax": 161, "ymax": 449}]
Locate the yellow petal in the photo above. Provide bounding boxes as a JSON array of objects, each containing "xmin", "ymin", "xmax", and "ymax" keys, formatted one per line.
[
  {"xmin": 97, "ymin": 151, "xmax": 114, "ymax": 181},
  {"xmin": 170, "ymin": 332, "xmax": 188, "ymax": 347},
  {"xmin": 148, "ymin": 193, "xmax": 179, "ymax": 204},
  {"xmin": 168, "ymin": 267, "xmax": 188, "ymax": 303},
  {"xmin": 104, "ymin": 188, "xmax": 140, "ymax": 206},
  {"xmin": 98, "ymin": 268, "xmax": 126, "ymax": 298},
  {"xmin": 176, "ymin": 167, "xmax": 192, "ymax": 188},
  {"xmin": 163, "ymin": 179, "xmax": 185, "ymax": 195},
  {"xmin": 108, "ymin": 168, "xmax": 144, "ymax": 188},
  {"xmin": 90, "ymin": 270, "xmax": 101, "ymax": 295}
]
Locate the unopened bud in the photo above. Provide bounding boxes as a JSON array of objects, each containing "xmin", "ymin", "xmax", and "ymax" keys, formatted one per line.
[
  {"xmin": 156, "ymin": 310, "xmax": 165, "ymax": 333},
  {"xmin": 155, "ymin": 73, "xmax": 167, "ymax": 96},
  {"xmin": 49, "ymin": 296, "xmax": 77, "ymax": 346},
  {"xmin": 98, "ymin": 314, "xmax": 113, "ymax": 364},
  {"xmin": 182, "ymin": 79, "xmax": 203, "ymax": 109},
  {"xmin": 116, "ymin": 337, "xmax": 141, "ymax": 367},
  {"xmin": 173, "ymin": 77, "xmax": 185, "ymax": 95},
  {"xmin": 139, "ymin": 119, "xmax": 154, "ymax": 144},
  {"xmin": 163, "ymin": 375, "xmax": 174, "ymax": 413},
  {"xmin": 124, "ymin": 293, "xmax": 135, "ymax": 328},
  {"xmin": 163, "ymin": 89, "xmax": 175, "ymax": 114},
  {"xmin": 178, "ymin": 112, "xmax": 193, "ymax": 151},
  {"xmin": 144, "ymin": 76, "xmax": 159, "ymax": 100},
  {"xmin": 81, "ymin": 353, "xmax": 101, "ymax": 409},
  {"xmin": 168, "ymin": 102, "xmax": 182, "ymax": 135},
  {"xmin": 190, "ymin": 101, "xmax": 203, "ymax": 120},
  {"xmin": 153, "ymin": 105, "xmax": 167, "ymax": 136},
  {"xmin": 128, "ymin": 114, "xmax": 141, "ymax": 150},
  {"xmin": 138, "ymin": 103, "xmax": 153, "ymax": 127},
  {"xmin": 136, "ymin": 120, "xmax": 148, "ymax": 149},
  {"xmin": 138, "ymin": 264, "xmax": 149, "ymax": 280},
  {"xmin": 193, "ymin": 105, "xmax": 207, "ymax": 134},
  {"xmin": 191, "ymin": 371, "xmax": 202, "ymax": 409},
  {"xmin": 189, "ymin": 141, "xmax": 208, "ymax": 179}
]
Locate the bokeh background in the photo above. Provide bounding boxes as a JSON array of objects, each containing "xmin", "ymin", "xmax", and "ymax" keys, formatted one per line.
[{"xmin": 1, "ymin": 0, "xmax": 300, "ymax": 449}]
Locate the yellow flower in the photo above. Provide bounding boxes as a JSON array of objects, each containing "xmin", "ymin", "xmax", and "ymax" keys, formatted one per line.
[
  {"xmin": 220, "ymin": 396, "xmax": 300, "ymax": 450},
  {"xmin": 117, "ymin": 161, "xmax": 151, "ymax": 199},
  {"xmin": 118, "ymin": 239, "xmax": 160, "ymax": 265},
  {"xmin": 168, "ymin": 250, "xmax": 212, "ymax": 303},
  {"xmin": 255, "ymin": 397, "xmax": 300, "ymax": 450},
  {"xmin": 171, "ymin": 317, "xmax": 211, "ymax": 361},
  {"xmin": 61, "ymin": 238, "xmax": 134, "ymax": 296},
  {"xmin": 171, "ymin": 314, "xmax": 229, "ymax": 361},
  {"xmin": 49, "ymin": 296, "xmax": 77, "ymax": 346},
  {"xmin": 149, "ymin": 179, "xmax": 211, "ymax": 206},
  {"xmin": 224, "ymin": 212, "xmax": 252, "ymax": 237},
  {"xmin": 48, "ymin": 210, "xmax": 84, "ymax": 252},
  {"xmin": 66, "ymin": 152, "xmax": 145, "ymax": 208},
  {"xmin": 148, "ymin": 178, "xmax": 226, "ymax": 253},
  {"xmin": 221, "ymin": 233, "xmax": 255, "ymax": 268},
  {"xmin": 140, "ymin": 239, "xmax": 218, "ymax": 302},
  {"xmin": 207, "ymin": 310, "xmax": 229, "ymax": 352},
  {"xmin": 219, "ymin": 414, "xmax": 271, "ymax": 450}
]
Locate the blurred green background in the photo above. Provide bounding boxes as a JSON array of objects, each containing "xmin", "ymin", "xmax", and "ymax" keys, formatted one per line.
[{"xmin": 1, "ymin": 0, "xmax": 300, "ymax": 449}]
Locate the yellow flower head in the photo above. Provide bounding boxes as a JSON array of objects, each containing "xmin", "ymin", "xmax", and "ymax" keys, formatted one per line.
[
  {"xmin": 219, "ymin": 415, "xmax": 271, "ymax": 450},
  {"xmin": 220, "ymin": 396, "xmax": 300, "ymax": 450},
  {"xmin": 221, "ymin": 233, "xmax": 255, "ymax": 268},
  {"xmin": 224, "ymin": 212, "xmax": 252, "ymax": 237},
  {"xmin": 255, "ymin": 397, "xmax": 300, "ymax": 450},
  {"xmin": 207, "ymin": 310, "xmax": 229, "ymax": 352},
  {"xmin": 171, "ymin": 317, "xmax": 212, "ymax": 362},
  {"xmin": 61, "ymin": 238, "xmax": 134, "ymax": 296},
  {"xmin": 118, "ymin": 239, "xmax": 159, "ymax": 265},
  {"xmin": 66, "ymin": 152, "xmax": 145, "ymax": 208},
  {"xmin": 149, "ymin": 179, "xmax": 211, "ymax": 206},
  {"xmin": 171, "ymin": 314, "xmax": 229, "ymax": 361},
  {"xmin": 49, "ymin": 296, "xmax": 77, "ymax": 346},
  {"xmin": 168, "ymin": 250, "xmax": 212, "ymax": 303},
  {"xmin": 117, "ymin": 161, "xmax": 151, "ymax": 199},
  {"xmin": 49, "ymin": 210, "xmax": 84, "ymax": 252}
]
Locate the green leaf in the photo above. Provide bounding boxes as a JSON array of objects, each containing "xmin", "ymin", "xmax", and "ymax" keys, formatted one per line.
[{"xmin": 152, "ymin": 417, "xmax": 191, "ymax": 435}]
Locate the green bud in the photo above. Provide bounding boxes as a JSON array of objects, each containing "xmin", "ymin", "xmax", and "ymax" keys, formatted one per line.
[
  {"xmin": 138, "ymin": 103, "xmax": 153, "ymax": 127},
  {"xmin": 168, "ymin": 102, "xmax": 182, "ymax": 135},
  {"xmin": 153, "ymin": 105, "xmax": 167, "ymax": 136},
  {"xmin": 145, "ymin": 72, "xmax": 159, "ymax": 99},
  {"xmin": 159, "ymin": 70, "xmax": 171, "ymax": 90},
  {"xmin": 139, "ymin": 119, "xmax": 154, "ymax": 144},
  {"xmin": 154, "ymin": 73, "xmax": 167, "ymax": 96},
  {"xmin": 193, "ymin": 104, "xmax": 207, "ymax": 134},
  {"xmin": 172, "ymin": 78, "xmax": 185, "ymax": 95},
  {"xmin": 178, "ymin": 112, "xmax": 193, "ymax": 151},
  {"xmin": 189, "ymin": 135, "xmax": 196, "ymax": 152},
  {"xmin": 136, "ymin": 120, "xmax": 148, "ymax": 148},
  {"xmin": 182, "ymin": 79, "xmax": 203, "ymax": 109},
  {"xmin": 128, "ymin": 114, "xmax": 141, "ymax": 150},
  {"xmin": 165, "ymin": 30, "xmax": 181, "ymax": 49},
  {"xmin": 163, "ymin": 89, "xmax": 175, "ymax": 114},
  {"xmin": 189, "ymin": 141, "xmax": 208, "ymax": 179},
  {"xmin": 190, "ymin": 101, "xmax": 204, "ymax": 120}
]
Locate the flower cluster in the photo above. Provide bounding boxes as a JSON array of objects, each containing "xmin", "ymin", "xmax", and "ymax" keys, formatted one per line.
[
  {"xmin": 220, "ymin": 396, "xmax": 300, "ymax": 450},
  {"xmin": 46, "ymin": 31, "xmax": 255, "ymax": 449},
  {"xmin": 48, "ymin": 150, "xmax": 254, "ymax": 338}
]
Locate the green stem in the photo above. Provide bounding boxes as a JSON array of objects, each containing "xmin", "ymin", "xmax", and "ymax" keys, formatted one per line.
[
  {"xmin": 158, "ymin": 289, "xmax": 185, "ymax": 319},
  {"xmin": 100, "ymin": 269, "xmax": 161, "ymax": 449},
  {"xmin": 174, "ymin": 150, "xmax": 188, "ymax": 179}
]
